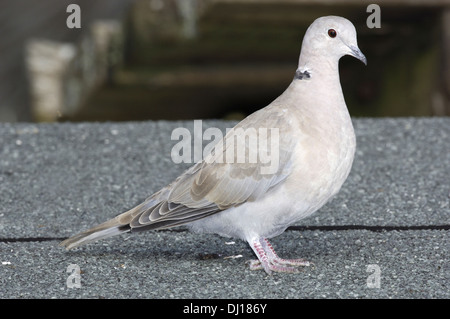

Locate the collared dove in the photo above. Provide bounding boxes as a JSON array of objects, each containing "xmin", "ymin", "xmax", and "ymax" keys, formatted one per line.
[{"xmin": 60, "ymin": 16, "xmax": 366, "ymax": 274}]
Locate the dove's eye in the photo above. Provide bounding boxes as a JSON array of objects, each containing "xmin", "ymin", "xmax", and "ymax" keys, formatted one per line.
[{"xmin": 328, "ymin": 29, "xmax": 337, "ymax": 38}]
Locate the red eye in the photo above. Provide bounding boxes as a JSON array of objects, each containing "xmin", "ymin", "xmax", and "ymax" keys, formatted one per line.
[{"xmin": 328, "ymin": 29, "xmax": 337, "ymax": 38}]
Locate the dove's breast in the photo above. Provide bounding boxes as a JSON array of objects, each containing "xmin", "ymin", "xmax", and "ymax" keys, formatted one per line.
[{"xmin": 280, "ymin": 87, "xmax": 356, "ymax": 225}]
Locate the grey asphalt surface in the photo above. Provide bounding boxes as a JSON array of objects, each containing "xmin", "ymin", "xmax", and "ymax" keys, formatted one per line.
[{"xmin": 0, "ymin": 118, "xmax": 448, "ymax": 299}]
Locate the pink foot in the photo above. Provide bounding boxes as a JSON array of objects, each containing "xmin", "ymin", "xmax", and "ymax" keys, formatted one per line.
[{"xmin": 248, "ymin": 237, "xmax": 312, "ymax": 274}]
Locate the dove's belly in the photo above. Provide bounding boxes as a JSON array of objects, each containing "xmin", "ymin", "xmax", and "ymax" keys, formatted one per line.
[
  {"xmin": 187, "ymin": 169, "xmax": 344, "ymax": 241},
  {"xmin": 187, "ymin": 183, "xmax": 312, "ymax": 240}
]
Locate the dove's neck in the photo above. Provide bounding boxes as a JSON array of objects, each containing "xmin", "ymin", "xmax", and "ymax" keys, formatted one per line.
[
  {"xmin": 294, "ymin": 53, "xmax": 344, "ymax": 110},
  {"xmin": 289, "ymin": 52, "xmax": 349, "ymax": 117},
  {"xmin": 297, "ymin": 52, "xmax": 341, "ymax": 84}
]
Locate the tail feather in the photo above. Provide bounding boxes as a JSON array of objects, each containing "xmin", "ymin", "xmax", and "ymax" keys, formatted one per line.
[
  {"xmin": 59, "ymin": 217, "xmax": 131, "ymax": 250},
  {"xmin": 60, "ymin": 198, "xmax": 157, "ymax": 249}
]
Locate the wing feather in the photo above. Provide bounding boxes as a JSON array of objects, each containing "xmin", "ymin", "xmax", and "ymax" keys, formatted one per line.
[{"xmin": 128, "ymin": 105, "xmax": 298, "ymax": 230}]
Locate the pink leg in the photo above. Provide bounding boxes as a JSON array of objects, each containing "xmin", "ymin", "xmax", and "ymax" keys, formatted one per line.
[
  {"xmin": 248, "ymin": 238, "xmax": 311, "ymax": 274},
  {"xmin": 261, "ymin": 238, "xmax": 311, "ymax": 267}
]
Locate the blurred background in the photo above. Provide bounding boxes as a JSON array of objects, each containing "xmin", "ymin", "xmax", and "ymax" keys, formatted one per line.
[{"xmin": 0, "ymin": 0, "xmax": 448, "ymax": 123}]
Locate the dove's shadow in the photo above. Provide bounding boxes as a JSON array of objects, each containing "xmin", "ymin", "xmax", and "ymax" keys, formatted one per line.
[
  {"xmin": 62, "ymin": 230, "xmax": 255, "ymax": 263},
  {"xmin": 62, "ymin": 229, "xmax": 352, "ymax": 267}
]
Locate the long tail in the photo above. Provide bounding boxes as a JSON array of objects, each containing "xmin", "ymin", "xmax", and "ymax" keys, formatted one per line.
[
  {"xmin": 59, "ymin": 202, "xmax": 148, "ymax": 250},
  {"xmin": 59, "ymin": 219, "xmax": 130, "ymax": 250}
]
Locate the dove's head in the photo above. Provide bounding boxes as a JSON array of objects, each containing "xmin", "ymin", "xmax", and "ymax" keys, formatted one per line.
[{"xmin": 298, "ymin": 16, "xmax": 366, "ymax": 71}]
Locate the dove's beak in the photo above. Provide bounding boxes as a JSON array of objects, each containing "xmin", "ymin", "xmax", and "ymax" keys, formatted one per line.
[{"xmin": 348, "ymin": 45, "xmax": 367, "ymax": 65}]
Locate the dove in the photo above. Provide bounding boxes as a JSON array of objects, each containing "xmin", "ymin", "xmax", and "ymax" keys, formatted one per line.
[{"xmin": 60, "ymin": 16, "xmax": 366, "ymax": 274}]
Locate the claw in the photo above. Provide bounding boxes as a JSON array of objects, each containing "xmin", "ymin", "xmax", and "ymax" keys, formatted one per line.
[{"xmin": 248, "ymin": 237, "xmax": 311, "ymax": 274}]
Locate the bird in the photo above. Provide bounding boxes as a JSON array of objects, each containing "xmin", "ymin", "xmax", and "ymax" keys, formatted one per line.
[{"xmin": 60, "ymin": 16, "xmax": 366, "ymax": 274}]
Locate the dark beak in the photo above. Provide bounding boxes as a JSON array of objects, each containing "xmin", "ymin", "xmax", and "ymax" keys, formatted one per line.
[{"xmin": 348, "ymin": 45, "xmax": 367, "ymax": 66}]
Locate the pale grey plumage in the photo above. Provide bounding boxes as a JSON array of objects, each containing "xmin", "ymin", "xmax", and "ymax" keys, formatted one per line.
[{"xmin": 60, "ymin": 16, "xmax": 366, "ymax": 274}]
